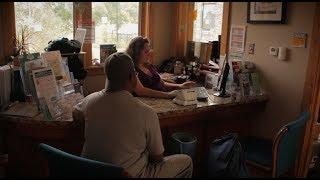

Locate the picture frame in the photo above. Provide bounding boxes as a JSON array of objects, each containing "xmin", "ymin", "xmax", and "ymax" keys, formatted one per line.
[{"xmin": 247, "ymin": 2, "xmax": 287, "ymax": 24}]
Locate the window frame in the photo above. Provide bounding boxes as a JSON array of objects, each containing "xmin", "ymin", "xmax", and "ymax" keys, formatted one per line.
[
  {"xmin": 73, "ymin": 2, "xmax": 142, "ymax": 71},
  {"xmin": 193, "ymin": 2, "xmax": 223, "ymax": 42},
  {"xmin": 190, "ymin": 2, "xmax": 230, "ymax": 56}
]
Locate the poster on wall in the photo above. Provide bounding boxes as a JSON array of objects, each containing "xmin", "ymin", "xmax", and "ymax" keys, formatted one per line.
[
  {"xmin": 291, "ymin": 32, "xmax": 307, "ymax": 48},
  {"xmin": 247, "ymin": 2, "xmax": 287, "ymax": 24},
  {"xmin": 229, "ymin": 25, "xmax": 246, "ymax": 54}
]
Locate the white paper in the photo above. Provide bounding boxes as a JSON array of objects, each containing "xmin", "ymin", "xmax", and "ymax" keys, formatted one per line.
[
  {"xmin": 78, "ymin": 21, "xmax": 95, "ymax": 43},
  {"xmin": 75, "ymin": 28, "xmax": 87, "ymax": 51},
  {"xmin": 32, "ymin": 67, "xmax": 60, "ymax": 119},
  {"xmin": 41, "ymin": 51, "xmax": 70, "ymax": 85},
  {"xmin": 32, "ymin": 67, "xmax": 59, "ymax": 101},
  {"xmin": 229, "ymin": 25, "xmax": 246, "ymax": 53}
]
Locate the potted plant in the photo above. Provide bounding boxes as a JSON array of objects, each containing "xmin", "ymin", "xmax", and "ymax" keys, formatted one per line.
[{"xmin": 11, "ymin": 25, "xmax": 36, "ymax": 66}]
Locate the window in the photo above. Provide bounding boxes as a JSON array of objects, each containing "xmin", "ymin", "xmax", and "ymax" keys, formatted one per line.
[
  {"xmin": 92, "ymin": 2, "xmax": 139, "ymax": 62},
  {"xmin": 193, "ymin": 2, "xmax": 223, "ymax": 42},
  {"xmin": 14, "ymin": 2, "xmax": 73, "ymax": 53}
]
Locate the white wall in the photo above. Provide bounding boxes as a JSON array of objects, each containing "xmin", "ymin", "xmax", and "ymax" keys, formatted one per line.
[
  {"xmin": 230, "ymin": 2, "xmax": 316, "ymax": 138},
  {"xmin": 151, "ymin": 2, "xmax": 173, "ymax": 66}
]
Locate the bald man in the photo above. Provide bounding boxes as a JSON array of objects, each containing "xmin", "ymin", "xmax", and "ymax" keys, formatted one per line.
[{"xmin": 74, "ymin": 52, "xmax": 193, "ymax": 178}]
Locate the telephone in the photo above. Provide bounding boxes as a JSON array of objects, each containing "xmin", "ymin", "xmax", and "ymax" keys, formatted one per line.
[
  {"xmin": 172, "ymin": 86, "xmax": 209, "ymax": 106},
  {"xmin": 173, "ymin": 89, "xmax": 198, "ymax": 106}
]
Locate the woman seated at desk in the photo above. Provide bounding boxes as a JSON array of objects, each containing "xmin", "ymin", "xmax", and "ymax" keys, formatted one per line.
[{"xmin": 125, "ymin": 36, "xmax": 196, "ymax": 98}]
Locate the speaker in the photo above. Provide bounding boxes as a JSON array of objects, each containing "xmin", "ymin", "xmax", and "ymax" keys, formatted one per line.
[
  {"xmin": 186, "ymin": 41, "xmax": 195, "ymax": 59},
  {"xmin": 211, "ymin": 41, "xmax": 220, "ymax": 60}
]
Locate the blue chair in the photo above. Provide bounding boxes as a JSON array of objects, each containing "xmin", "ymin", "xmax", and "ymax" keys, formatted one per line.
[
  {"xmin": 241, "ymin": 111, "xmax": 310, "ymax": 177},
  {"xmin": 38, "ymin": 143, "xmax": 129, "ymax": 178}
]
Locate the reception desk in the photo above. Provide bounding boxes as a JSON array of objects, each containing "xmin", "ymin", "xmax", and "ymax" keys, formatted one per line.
[{"xmin": 0, "ymin": 90, "xmax": 268, "ymax": 177}]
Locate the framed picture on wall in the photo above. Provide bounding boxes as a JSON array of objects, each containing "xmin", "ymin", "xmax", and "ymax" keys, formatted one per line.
[{"xmin": 247, "ymin": 2, "xmax": 287, "ymax": 24}]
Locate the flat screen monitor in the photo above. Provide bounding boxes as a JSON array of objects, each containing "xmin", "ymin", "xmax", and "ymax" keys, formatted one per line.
[{"xmin": 214, "ymin": 55, "xmax": 230, "ymax": 98}]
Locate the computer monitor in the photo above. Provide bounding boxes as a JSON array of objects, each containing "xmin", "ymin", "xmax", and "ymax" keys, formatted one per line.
[
  {"xmin": 186, "ymin": 41, "xmax": 202, "ymax": 62},
  {"xmin": 209, "ymin": 35, "xmax": 221, "ymax": 64},
  {"xmin": 210, "ymin": 41, "xmax": 220, "ymax": 61},
  {"xmin": 214, "ymin": 56, "xmax": 230, "ymax": 98},
  {"xmin": 186, "ymin": 41, "xmax": 195, "ymax": 59}
]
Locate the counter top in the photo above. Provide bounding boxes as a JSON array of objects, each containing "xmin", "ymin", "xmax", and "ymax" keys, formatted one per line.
[
  {"xmin": 0, "ymin": 90, "xmax": 268, "ymax": 127},
  {"xmin": 138, "ymin": 90, "xmax": 268, "ymax": 119}
]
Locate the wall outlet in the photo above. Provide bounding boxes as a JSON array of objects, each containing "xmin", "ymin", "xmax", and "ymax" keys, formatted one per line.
[
  {"xmin": 269, "ymin": 47, "xmax": 279, "ymax": 56},
  {"xmin": 248, "ymin": 43, "xmax": 255, "ymax": 54}
]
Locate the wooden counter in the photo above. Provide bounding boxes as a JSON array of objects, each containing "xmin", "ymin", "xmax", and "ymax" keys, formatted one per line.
[
  {"xmin": 139, "ymin": 91, "xmax": 268, "ymax": 128},
  {"xmin": 0, "ymin": 91, "xmax": 268, "ymax": 177}
]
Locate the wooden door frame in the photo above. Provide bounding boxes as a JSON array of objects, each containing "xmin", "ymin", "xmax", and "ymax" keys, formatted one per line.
[
  {"xmin": 297, "ymin": 2, "xmax": 320, "ymax": 177},
  {"xmin": 220, "ymin": 2, "xmax": 231, "ymax": 56}
]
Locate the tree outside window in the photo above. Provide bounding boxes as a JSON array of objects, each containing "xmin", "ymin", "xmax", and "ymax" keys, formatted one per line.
[
  {"xmin": 92, "ymin": 2, "xmax": 139, "ymax": 62},
  {"xmin": 15, "ymin": 2, "xmax": 73, "ymax": 53},
  {"xmin": 193, "ymin": 2, "xmax": 223, "ymax": 43}
]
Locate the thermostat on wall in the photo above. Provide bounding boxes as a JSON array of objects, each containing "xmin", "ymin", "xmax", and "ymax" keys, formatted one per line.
[{"xmin": 269, "ymin": 47, "xmax": 279, "ymax": 56}]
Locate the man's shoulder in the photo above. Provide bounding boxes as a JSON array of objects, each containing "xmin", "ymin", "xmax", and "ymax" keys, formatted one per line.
[
  {"xmin": 75, "ymin": 90, "xmax": 104, "ymax": 111},
  {"xmin": 132, "ymin": 98, "xmax": 157, "ymax": 117},
  {"xmin": 86, "ymin": 90, "xmax": 104, "ymax": 99}
]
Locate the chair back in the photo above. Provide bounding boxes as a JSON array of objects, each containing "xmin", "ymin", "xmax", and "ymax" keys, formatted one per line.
[
  {"xmin": 38, "ymin": 143, "xmax": 125, "ymax": 178},
  {"xmin": 274, "ymin": 111, "xmax": 310, "ymax": 177}
]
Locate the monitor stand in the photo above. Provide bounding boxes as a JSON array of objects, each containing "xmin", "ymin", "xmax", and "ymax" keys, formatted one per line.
[{"xmin": 214, "ymin": 89, "xmax": 230, "ymax": 98}]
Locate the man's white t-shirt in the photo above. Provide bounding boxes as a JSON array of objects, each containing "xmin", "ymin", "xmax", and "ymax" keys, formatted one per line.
[{"xmin": 75, "ymin": 90, "xmax": 164, "ymax": 177}]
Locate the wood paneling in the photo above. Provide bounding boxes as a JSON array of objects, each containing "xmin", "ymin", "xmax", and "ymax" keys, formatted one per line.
[
  {"xmin": 171, "ymin": 2, "xmax": 195, "ymax": 58},
  {"xmin": 139, "ymin": 2, "xmax": 152, "ymax": 39},
  {"xmin": 3, "ymin": 99, "xmax": 267, "ymax": 177},
  {"xmin": 139, "ymin": 2, "xmax": 154, "ymax": 64},
  {"xmin": 0, "ymin": 2, "xmax": 16, "ymax": 66},
  {"xmin": 220, "ymin": 2, "xmax": 231, "ymax": 56},
  {"xmin": 298, "ymin": 2, "xmax": 320, "ymax": 177}
]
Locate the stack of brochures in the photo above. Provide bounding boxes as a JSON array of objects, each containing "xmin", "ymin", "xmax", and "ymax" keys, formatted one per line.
[
  {"xmin": 230, "ymin": 60, "xmax": 262, "ymax": 98},
  {"xmin": 17, "ymin": 51, "xmax": 84, "ymax": 120},
  {"xmin": 0, "ymin": 65, "xmax": 12, "ymax": 110}
]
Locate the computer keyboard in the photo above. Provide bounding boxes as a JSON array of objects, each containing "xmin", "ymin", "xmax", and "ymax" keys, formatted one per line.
[{"xmin": 191, "ymin": 87, "xmax": 209, "ymax": 101}]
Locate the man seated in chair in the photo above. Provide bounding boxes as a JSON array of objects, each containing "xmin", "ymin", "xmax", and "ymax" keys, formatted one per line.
[{"xmin": 74, "ymin": 52, "xmax": 193, "ymax": 178}]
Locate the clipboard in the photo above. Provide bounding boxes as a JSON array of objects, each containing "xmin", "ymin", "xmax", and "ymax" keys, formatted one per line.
[{"xmin": 75, "ymin": 28, "xmax": 87, "ymax": 52}]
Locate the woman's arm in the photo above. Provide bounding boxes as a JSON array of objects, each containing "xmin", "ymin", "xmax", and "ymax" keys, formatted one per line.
[
  {"xmin": 134, "ymin": 77, "xmax": 175, "ymax": 99},
  {"xmin": 163, "ymin": 81, "xmax": 197, "ymax": 91},
  {"xmin": 163, "ymin": 81, "xmax": 183, "ymax": 91}
]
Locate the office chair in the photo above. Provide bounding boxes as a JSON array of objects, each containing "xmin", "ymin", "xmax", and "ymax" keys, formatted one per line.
[
  {"xmin": 38, "ymin": 143, "xmax": 129, "ymax": 178},
  {"xmin": 241, "ymin": 111, "xmax": 310, "ymax": 177}
]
